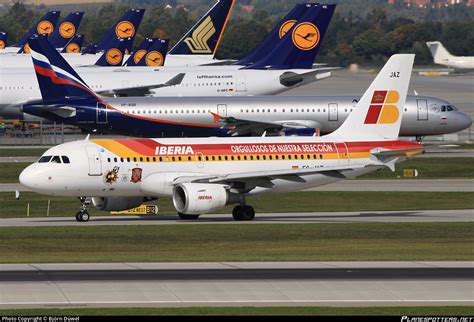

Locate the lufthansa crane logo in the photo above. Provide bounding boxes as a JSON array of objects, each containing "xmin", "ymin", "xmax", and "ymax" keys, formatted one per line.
[
  {"xmin": 133, "ymin": 49, "xmax": 147, "ymax": 64},
  {"xmin": 292, "ymin": 22, "xmax": 320, "ymax": 51},
  {"xmin": 145, "ymin": 51, "xmax": 164, "ymax": 66},
  {"xmin": 37, "ymin": 20, "xmax": 54, "ymax": 36},
  {"xmin": 115, "ymin": 21, "xmax": 135, "ymax": 38},
  {"xmin": 184, "ymin": 16, "xmax": 216, "ymax": 54},
  {"xmin": 59, "ymin": 22, "xmax": 76, "ymax": 39},
  {"xmin": 279, "ymin": 20, "xmax": 296, "ymax": 39},
  {"xmin": 364, "ymin": 90, "xmax": 400, "ymax": 125},
  {"xmin": 23, "ymin": 43, "xmax": 31, "ymax": 54},
  {"xmin": 106, "ymin": 48, "xmax": 123, "ymax": 65},
  {"xmin": 0, "ymin": 40, "xmax": 5, "ymax": 49},
  {"xmin": 66, "ymin": 43, "xmax": 80, "ymax": 53}
]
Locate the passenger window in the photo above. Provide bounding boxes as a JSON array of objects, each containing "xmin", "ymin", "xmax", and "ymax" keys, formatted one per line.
[
  {"xmin": 38, "ymin": 156, "xmax": 52, "ymax": 163},
  {"xmin": 51, "ymin": 156, "xmax": 61, "ymax": 164}
]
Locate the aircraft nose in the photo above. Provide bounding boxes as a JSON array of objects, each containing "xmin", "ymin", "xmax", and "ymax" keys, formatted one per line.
[
  {"xmin": 19, "ymin": 165, "xmax": 42, "ymax": 191},
  {"xmin": 457, "ymin": 112, "xmax": 473, "ymax": 131}
]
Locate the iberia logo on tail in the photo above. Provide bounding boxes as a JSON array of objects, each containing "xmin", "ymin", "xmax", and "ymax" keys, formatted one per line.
[
  {"xmin": 37, "ymin": 20, "xmax": 54, "ymax": 35},
  {"xmin": 115, "ymin": 21, "xmax": 135, "ymax": 38},
  {"xmin": 364, "ymin": 90, "xmax": 400, "ymax": 124},
  {"xmin": 292, "ymin": 22, "xmax": 320, "ymax": 51},
  {"xmin": 184, "ymin": 16, "xmax": 216, "ymax": 54}
]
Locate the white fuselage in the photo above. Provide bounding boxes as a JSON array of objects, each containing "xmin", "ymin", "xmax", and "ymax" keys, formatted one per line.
[{"xmin": 436, "ymin": 56, "xmax": 474, "ymax": 70}]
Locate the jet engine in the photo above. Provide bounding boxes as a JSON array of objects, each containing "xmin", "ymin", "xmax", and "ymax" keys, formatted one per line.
[
  {"xmin": 172, "ymin": 183, "xmax": 229, "ymax": 215},
  {"xmin": 91, "ymin": 197, "xmax": 146, "ymax": 211}
]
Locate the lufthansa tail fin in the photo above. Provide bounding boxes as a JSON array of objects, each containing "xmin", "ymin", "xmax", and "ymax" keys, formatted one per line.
[
  {"xmin": 29, "ymin": 37, "xmax": 97, "ymax": 102},
  {"xmin": 94, "ymin": 37, "xmax": 132, "ymax": 66},
  {"xmin": 137, "ymin": 39, "xmax": 169, "ymax": 66},
  {"xmin": 123, "ymin": 38, "xmax": 154, "ymax": 66},
  {"xmin": 426, "ymin": 41, "xmax": 454, "ymax": 65},
  {"xmin": 237, "ymin": 3, "xmax": 311, "ymax": 66},
  {"xmin": 82, "ymin": 43, "xmax": 98, "ymax": 55},
  {"xmin": 245, "ymin": 4, "xmax": 335, "ymax": 70},
  {"xmin": 169, "ymin": 0, "xmax": 234, "ymax": 57},
  {"xmin": 16, "ymin": 11, "xmax": 61, "ymax": 53},
  {"xmin": 96, "ymin": 8, "xmax": 145, "ymax": 53},
  {"xmin": 325, "ymin": 54, "xmax": 415, "ymax": 142},
  {"xmin": 49, "ymin": 12, "xmax": 84, "ymax": 49},
  {"xmin": 61, "ymin": 34, "xmax": 84, "ymax": 53},
  {"xmin": 0, "ymin": 32, "xmax": 7, "ymax": 49}
]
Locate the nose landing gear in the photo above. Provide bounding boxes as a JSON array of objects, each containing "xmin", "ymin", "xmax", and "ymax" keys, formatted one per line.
[{"xmin": 76, "ymin": 197, "xmax": 91, "ymax": 222}]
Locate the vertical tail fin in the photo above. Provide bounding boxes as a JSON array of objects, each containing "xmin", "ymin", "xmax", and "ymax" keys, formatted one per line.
[
  {"xmin": 245, "ymin": 4, "xmax": 335, "ymax": 70},
  {"xmin": 62, "ymin": 34, "xmax": 84, "ymax": 53},
  {"xmin": 96, "ymin": 8, "xmax": 145, "ymax": 53},
  {"xmin": 49, "ymin": 12, "xmax": 84, "ymax": 49},
  {"xmin": 137, "ymin": 39, "xmax": 169, "ymax": 66},
  {"xmin": 28, "ymin": 37, "xmax": 97, "ymax": 102},
  {"xmin": 82, "ymin": 43, "xmax": 98, "ymax": 55},
  {"xmin": 0, "ymin": 32, "xmax": 7, "ymax": 49},
  {"xmin": 237, "ymin": 3, "xmax": 311, "ymax": 66},
  {"xmin": 123, "ymin": 37, "xmax": 154, "ymax": 66},
  {"xmin": 169, "ymin": 0, "xmax": 234, "ymax": 57},
  {"xmin": 16, "ymin": 11, "xmax": 61, "ymax": 53},
  {"xmin": 426, "ymin": 41, "xmax": 454, "ymax": 64},
  {"xmin": 94, "ymin": 37, "xmax": 132, "ymax": 66},
  {"xmin": 325, "ymin": 54, "xmax": 415, "ymax": 141}
]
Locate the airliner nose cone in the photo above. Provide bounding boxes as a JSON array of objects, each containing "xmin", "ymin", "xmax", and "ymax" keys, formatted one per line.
[
  {"xmin": 19, "ymin": 166, "xmax": 36, "ymax": 190},
  {"xmin": 462, "ymin": 113, "xmax": 473, "ymax": 130}
]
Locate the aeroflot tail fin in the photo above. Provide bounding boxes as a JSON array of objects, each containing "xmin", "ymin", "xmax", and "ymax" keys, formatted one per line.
[
  {"xmin": 169, "ymin": 0, "xmax": 234, "ymax": 57},
  {"xmin": 61, "ymin": 34, "xmax": 84, "ymax": 53},
  {"xmin": 137, "ymin": 39, "xmax": 169, "ymax": 66},
  {"xmin": 237, "ymin": 3, "xmax": 311, "ymax": 66},
  {"xmin": 325, "ymin": 54, "xmax": 415, "ymax": 142},
  {"xmin": 0, "ymin": 32, "xmax": 7, "ymax": 49},
  {"xmin": 96, "ymin": 8, "xmax": 145, "ymax": 53},
  {"xmin": 29, "ymin": 37, "xmax": 97, "ymax": 102},
  {"xmin": 49, "ymin": 12, "xmax": 84, "ymax": 49},
  {"xmin": 426, "ymin": 41, "xmax": 454, "ymax": 64},
  {"xmin": 16, "ymin": 11, "xmax": 61, "ymax": 53},
  {"xmin": 245, "ymin": 4, "xmax": 335, "ymax": 70},
  {"xmin": 94, "ymin": 37, "xmax": 132, "ymax": 66},
  {"xmin": 124, "ymin": 38, "xmax": 154, "ymax": 66}
]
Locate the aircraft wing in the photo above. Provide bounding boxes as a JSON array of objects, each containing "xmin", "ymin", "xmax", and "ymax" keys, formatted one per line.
[
  {"xmin": 280, "ymin": 67, "xmax": 339, "ymax": 87},
  {"xmin": 199, "ymin": 60, "xmax": 239, "ymax": 66},
  {"xmin": 97, "ymin": 73, "xmax": 185, "ymax": 97}
]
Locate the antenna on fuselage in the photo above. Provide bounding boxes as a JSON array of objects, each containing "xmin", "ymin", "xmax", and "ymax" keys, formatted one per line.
[{"xmin": 85, "ymin": 134, "xmax": 90, "ymax": 141}]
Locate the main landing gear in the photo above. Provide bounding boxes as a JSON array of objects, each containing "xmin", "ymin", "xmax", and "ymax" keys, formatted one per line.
[
  {"xmin": 232, "ymin": 205, "xmax": 255, "ymax": 221},
  {"xmin": 178, "ymin": 213, "xmax": 200, "ymax": 220},
  {"xmin": 76, "ymin": 197, "xmax": 91, "ymax": 222}
]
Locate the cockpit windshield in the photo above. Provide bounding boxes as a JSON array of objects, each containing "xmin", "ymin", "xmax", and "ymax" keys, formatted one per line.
[
  {"xmin": 441, "ymin": 105, "xmax": 458, "ymax": 112},
  {"xmin": 38, "ymin": 155, "xmax": 71, "ymax": 164}
]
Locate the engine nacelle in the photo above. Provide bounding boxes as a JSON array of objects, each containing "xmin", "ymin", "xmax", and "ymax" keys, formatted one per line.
[
  {"xmin": 173, "ymin": 183, "xmax": 228, "ymax": 215},
  {"xmin": 92, "ymin": 197, "xmax": 146, "ymax": 212}
]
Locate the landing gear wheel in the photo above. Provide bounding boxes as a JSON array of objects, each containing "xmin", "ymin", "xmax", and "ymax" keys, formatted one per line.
[
  {"xmin": 75, "ymin": 212, "xmax": 82, "ymax": 222},
  {"xmin": 178, "ymin": 213, "xmax": 200, "ymax": 220},
  {"xmin": 232, "ymin": 205, "xmax": 255, "ymax": 221},
  {"xmin": 76, "ymin": 211, "xmax": 90, "ymax": 222}
]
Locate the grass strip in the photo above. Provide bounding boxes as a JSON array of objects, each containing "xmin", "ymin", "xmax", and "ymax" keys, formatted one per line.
[
  {"xmin": 0, "ymin": 223, "xmax": 472, "ymax": 263},
  {"xmin": 0, "ymin": 148, "xmax": 47, "ymax": 157}
]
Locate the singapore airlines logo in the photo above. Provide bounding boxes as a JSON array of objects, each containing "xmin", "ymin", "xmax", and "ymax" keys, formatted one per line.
[
  {"xmin": 292, "ymin": 22, "xmax": 320, "ymax": 51},
  {"xmin": 184, "ymin": 16, "xmax": 216, "ymax": 54},
  {"xmin": 279, "ymin": 20, "xmax": 296, "ymax": 39},
  {"xmin": 364, "ymin": 90, "xmax": 400, "ymax": 125},
  {"xmin": 37, "ymin": 20, "xmax": 54, "ymax": 36}
]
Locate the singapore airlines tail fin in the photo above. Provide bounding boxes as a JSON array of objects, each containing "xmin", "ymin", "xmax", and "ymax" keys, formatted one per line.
[
  {"xmin": 94, "ymin": 37, "xmax": 132, "ymax": 66},
  {"xmin": 16, "ymin": 11, "xmax": 61, "ymax": 53},
  {"xmin": 95, "ymin": 8, "xmax": 145, "ymax": 53},
  {"xmin": 245, "ymin": 4, "xmax": 335, "ymax": 70},
  {"xmin": 124, "ymin": 38, "xmax": 154, "ymax": 66},
  {"xmin": 169, "ymin": 0, "xmax": 234, "ymax": 57},
  {"xmin": 49, "ymin": 12, "xmax": 84, "ymax": 49},
  {"xmin": 237, "ymin": 3, "xmax": 311, "ymax": 66},
  {"xmin": 61, "ymin": 34, "xmax": 84, "ymax": 53},
  {"xmin": 326, "ymin": 54, "xmax": 415, "ymax": 142},
  {"xmin": 29, "ymin": 37, "xmax": 98, "ymax": 102},
  {"xmin": 136, "ymin": 39, "xmax": 169, "ymax": 66},
  {"xmin": 0, "ymin": 32, "xmax": 7, "ymax": 49}
]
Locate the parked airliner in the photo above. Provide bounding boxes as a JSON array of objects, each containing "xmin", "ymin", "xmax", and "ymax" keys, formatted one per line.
[
  {"xmin": 426, "ymin": 41, "xmax": 474, "ymax": 70},
  {"xmin": 20, "ymin": 54, "xmax": 424, "ymax": 222}
]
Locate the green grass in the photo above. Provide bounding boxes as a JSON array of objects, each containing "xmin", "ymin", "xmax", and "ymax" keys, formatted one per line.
[
  {"xmin": 0, "ymin": 306, "xmax": 472, "ymax": 316},
  {"xmin": 0, "ymin": 148, "xmax": 47, "ymax": 157},
  {"xmin": 360, "ymin": 157, "xmax": 474, "ymax": 179},
  {"xmin": 1, "ymin": 191, "xmax": 473, "ymax": 218},
  {"xmin": 0, "ymin": 223, "xmax": 472, "ymax": 263},
  {"xmin": 0, "ymin": 162, "xmax": 29, "ymax": 183}
]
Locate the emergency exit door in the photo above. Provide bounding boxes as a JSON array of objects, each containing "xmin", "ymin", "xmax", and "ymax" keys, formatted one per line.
[
  {"xmin": 417, "ymin": 99, "xmax": 428, "ymax": 121},
  {"xmin": 328, "ymin": 103, "xmax": 338, "ymax": 121},
  {"xmin": 217, "ymin": 104, "xmax": 227, "ymax": 117},
  {"xmin": 97, "ymin": 102, "xmax": 108, "ymax": 124},
  {"xmin": 85, "ymin": 146, "xmax": 102, "ymax": 176}
]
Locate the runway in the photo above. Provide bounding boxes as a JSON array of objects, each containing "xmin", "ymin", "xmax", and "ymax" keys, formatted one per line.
[
  {"xmin": 0, "ymin": 209, "xmax": 471, "ymax": 227},
  {"xmin": 0, "ymin": 262, "xmax": 471, "ymax": 308}
]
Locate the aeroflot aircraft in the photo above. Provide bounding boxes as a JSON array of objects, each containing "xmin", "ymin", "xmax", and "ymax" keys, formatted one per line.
[
  {"xmin": 426, "ymin": 41, "xmax": 474, "ymax": 71},
  {"xmin": 20, "ymin": 54, "xmax": 425, "ymax": 222}
]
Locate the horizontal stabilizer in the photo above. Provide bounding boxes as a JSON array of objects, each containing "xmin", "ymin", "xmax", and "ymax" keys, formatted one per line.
[{"xmin": 280, "ymin": 68, "xmax": 336, "ymax": 87}]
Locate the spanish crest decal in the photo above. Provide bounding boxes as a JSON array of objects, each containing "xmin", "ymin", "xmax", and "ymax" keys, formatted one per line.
[
  {"xmin": 145, "ymin": 51, "xmax": 164, "ymax": 66},
  {"xmin": 37, "ymin": 20, "xmax": 54, "ymax": 35},
  {"xmin": 292, "ymin": 22, "xmax": 320, "ymax": 51},
  {"xmin": 106, "ymin": 48, "xmax": 123, "ymax": 65},
  {"xmin": 133, "ymin": 49, "xmax": 147, "ymax": 64},
  {"xmin": 59, "ymin": 22, "xmax": 76, "ymax": 39},
  {"xmin": 115, "ymin": 21, "xmax": 135, "ymax": 38},
  {"xmin": 0, "ymin": 40, "xmax": 5, "ymax": 49},
  {"xmin": 184, "ymin": 16, "xmax": 216, "ymax": 54},
  {"xmin": 66, "ymin": 43, "xmax": 80, "ymax": 53},
  {"xmin": 279, "ymin": 20, "xmax": 296, "ymax": 39},
  {"xmin": 364, "ymin": 90, "xmax": 400, "ymax": 125}
]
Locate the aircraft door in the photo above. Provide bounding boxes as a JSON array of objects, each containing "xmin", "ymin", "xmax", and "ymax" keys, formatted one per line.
[
  {"xmin": 417, "ymin": 99, "xmax": 428, "ymax": 121},
  {"xmin": 217, "ymin": 104, "xmax": 227, "ymax": 117},
  {"xmin": 335, "ymin": 143, "xmax": 349, "ymax": 166},
  {"xmin": 97, "ymin": 102, "xmax": 108, "ymax": 124},
  {"xmin": 328, "ymin": 103, "xmax": 338, "ymax": 121},
  {"xmin": 85, "ymin": 146, "xmax": 102, "ymax": 176},
  {"xmin": 235, "ymin": 74, "xmax": 247, "ymax": 92},
  {"xmin": 196, "ymin": 152, "xmax": 204, "ymax": 168}
]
